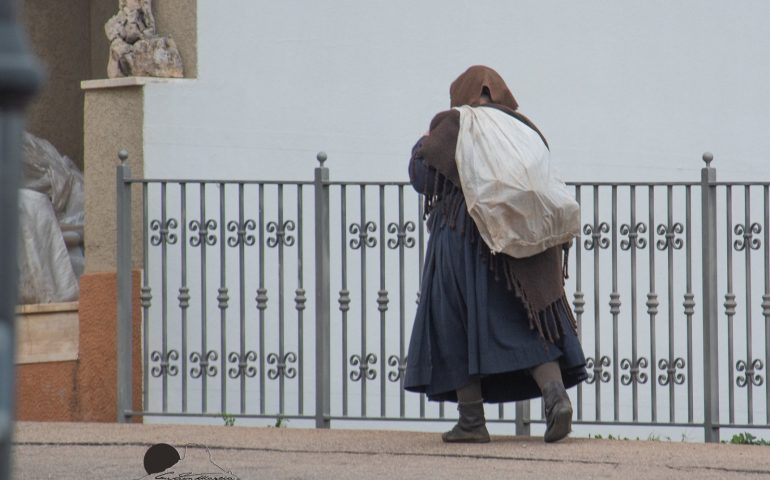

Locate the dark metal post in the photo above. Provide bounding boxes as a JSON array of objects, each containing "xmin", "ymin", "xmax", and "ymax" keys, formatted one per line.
[
  {"xmin": 700, "ymin": 152, "xmax": 720, "ymax": 442},
  {"xmin": 116, "ymin": 150, "xmax": 133, "ymax": 422},
  {"xmin": 515, "ymin": 401, "xmax": 531, "ymax": 436},
  {"xmin": 314, "ymin": 152, "xmax": 331, "ymax": 428},
  {"xmin": 0, "ymin": 0, "xmax": 43, "ymax": 477}
]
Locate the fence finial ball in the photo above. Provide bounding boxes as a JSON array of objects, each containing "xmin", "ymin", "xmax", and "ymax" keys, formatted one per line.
[
  {"xmin": 702, "ymin": 152, "xmax": 714, "ymax": 167},
  {"xmin": 317, "ymin": 151, "xmax": 328, "ymax": 166},
  {"xmin": 118, "ymin": 149, "xmax": 129, "ymax": 163}
]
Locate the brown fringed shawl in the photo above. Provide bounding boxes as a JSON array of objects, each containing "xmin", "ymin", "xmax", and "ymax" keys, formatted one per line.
[{"xmin": 416, "ymin": 66, "xmax": 577, "ymax": 342}]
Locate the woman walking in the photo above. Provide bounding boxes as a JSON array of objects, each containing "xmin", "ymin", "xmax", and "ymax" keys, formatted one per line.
[{"xmin": 404, "ymin": 65, "xmax": 587, "ymax": 443}]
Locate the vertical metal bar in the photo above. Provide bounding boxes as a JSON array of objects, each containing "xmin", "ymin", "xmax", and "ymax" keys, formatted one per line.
[
  {"xmin": 685, "ymin": 186, "xmax": 694, "ymax": 422},
  {"xmin": 142, "ymin": 183, "xmax": 150, "ymax": 411},
  {"xmin": 398, "ymin": 186, "xmax": 407, "ymax": 417},
  {"xmin": 197, "ymin": 183, "xmax": 209, "ymax": 412},
  {"xmin": 277, "ymin": 184, "xmax": 286, "ymax": 414},
  {"xmin": 360, "ymin": 185, "xmax": 368, "ymax": 417},
  {"xmin": 574, "ymin": 185, "xmax": 584, "ymax": 421},
  {"xmin": 340, "ymin": 186, "xmax": 349, "ymax": 416},
  {"xmin": 237, "ymin": 184, "xmax": 247, "ymax": 414},
  {"xmin": 116, "ymin": 152, "xmax": 133, "ymax": 421},
  {"xmin": 726, "ymin": 186, "xmax": 735, "ymax": 423},
  {"xmin": 417, "ymin": 195, "xmax": 426, "ymax": 418},
  {"xmin": 629, "ymin": 186, "xmax": 640, "ymax": 421},
  {"xmin": 666, "ymin": 185, "xmax": 676, "ymax": 422},
  {"xmin": 764, "ymin": 185, "xmax": 770, "ymax": 425},
  {"xmin": 218, "ymin": 183, "xmax": 228, "ymax": 413},
  {"xmin": 160, "ymin": 182, "xmax": 169, "ymax": 412},
  {"xmin": 648, "ymin": 186, "xmax": 658, "ymax": 422},
  {"xmin": 297, "ymin": 185, "xmax": 305, "ymax": 415},
  {"xmin": 593, "ymin": 185, "xmax": 602, "ymax": 421},
  {"xmin": 314, "ymin": 152, "xmax": 331, "ymax": 428},
  {"xmin": 611, "ymin": 186, "xmax": 620, "ymax": 421},
  {"xmin": 700, "ymin": 153, "xmax": 720, "ymax": 442},
  {"xmin": 257, "ymin": 184, "xmax": 266, "ymax": 414},
  {"xmin": 378, "ymin": 185, "xmax": 387, "ymax": 417},
  {"xmin": 179, "ymin": 183, "xmax": 188, "ymax": 413},
  {"xmin": 743, "ymin": 186, "xmax": 755, "ymax": 423}
]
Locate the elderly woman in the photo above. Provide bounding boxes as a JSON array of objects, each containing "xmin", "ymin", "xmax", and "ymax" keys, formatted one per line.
[{"xmin": 404, "ymin": 66, "xmax": 587, "ymax": 443}]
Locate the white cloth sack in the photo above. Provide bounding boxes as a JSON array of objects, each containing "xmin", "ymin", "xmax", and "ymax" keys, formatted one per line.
[{"xmin": 454, "ymin": 105, "xmax": 580, "ymax": 258}]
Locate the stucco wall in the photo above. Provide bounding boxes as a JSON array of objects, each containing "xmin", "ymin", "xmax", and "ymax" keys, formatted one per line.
[
  {"xmin": 143, "ymin": 0, "xmax": 770, "ymax": 183},
  {"xmin": 83, "ymin": 86, "xmax": 144, "ymax": 273},
  {"xmin": 22, "ymin": 0, "xmax": 91, "ymax": 170}
]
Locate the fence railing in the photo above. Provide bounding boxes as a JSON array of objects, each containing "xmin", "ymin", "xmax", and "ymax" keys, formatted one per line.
[{"xmin": 116, "ymin": 151, "xmax": 770, "ymax": 442}]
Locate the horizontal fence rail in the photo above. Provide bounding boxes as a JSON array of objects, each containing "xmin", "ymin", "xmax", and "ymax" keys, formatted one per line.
[{"xmin": 116, "ymin": 152, "xmax": 770, "ymax": 442}]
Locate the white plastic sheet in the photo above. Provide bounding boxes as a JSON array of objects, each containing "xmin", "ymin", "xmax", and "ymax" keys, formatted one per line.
[
  {"xmin": 454, "ymin": 105, "xmax": 580, "ymax": 258},
  {"xmin": 17, "ymin": 133, "xmax": 84, "ymax": 303}
]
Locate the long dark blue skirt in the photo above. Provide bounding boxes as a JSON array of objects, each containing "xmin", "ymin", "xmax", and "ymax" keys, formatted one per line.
[{"xmin": 403, "ymin": 207, "xmax": 588, "ymax": 403}]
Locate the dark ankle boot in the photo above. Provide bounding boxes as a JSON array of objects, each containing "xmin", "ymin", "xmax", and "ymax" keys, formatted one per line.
[
  {"xmin": 542, "ymin": 381, "xmax": 572, "ymax": 443},
  {"xmin": 442, "ymin": 400, "xmax": 490, "ymax": 443}
]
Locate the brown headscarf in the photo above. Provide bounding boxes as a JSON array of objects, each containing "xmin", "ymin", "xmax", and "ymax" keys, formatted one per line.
[{"xmin": 449, "ymin": 65, "xmax": 519, "ymax": 110}]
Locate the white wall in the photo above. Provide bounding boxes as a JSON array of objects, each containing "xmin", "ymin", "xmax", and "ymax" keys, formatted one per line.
[{"xmin": 144, "ymin": 0, "xmax": 770, "ymax": 183}]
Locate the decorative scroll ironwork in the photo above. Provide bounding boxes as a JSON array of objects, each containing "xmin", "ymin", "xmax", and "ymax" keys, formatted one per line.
[
  {"xmin": 387, "ymin": 355, "xmax": 407, "ymax": 382},
  {"xmin": 227, "ymin": 219, "xmax": 256, "ymax": 247},
  {"xmin": 350, "ymin": 353, "xmax": 377, "ymax": 381},
  {"xmin": 733, "ymin": 223, "xmax": 762, "ymax": 251},
  {"xmin": 150, "ymin": 218, "xmax": 179, "ymax": 246},
  {"xmin": 267, "ymin": 352, "xmax": 297, "ymax": 379},
  {"xmin": 620, "ymin": 222, "xmax": 648, "ymax": 250},
  {"xmin": 228, "ymin": 351, "xmax": 258, "ymax": 378},
  {"xmin": 585, "ymin": 356, "xmax": 611, "ymax": 384},
  {"xmin": 583, "ymin": 222, "xmax": 610, "ymax": 250},
  {"xmin": 656, "ymin": 223, "xmax": 684, "ymax": 250},
  {"xmin": 620, "ymin": 357, "xmax": 649, "ymax": 385},
  {"xmin": 150, "ymin": 350, "xmax": 179, "ymax": 377},
  {"xmin": 189, "ymin": 350, "xmax": 219, "ymax": 378},
  {"xmin": 736, "ymin": 359, "xmax": 764, "ymax": 387},
  {"xmin": 349, "ymin": 221, "xmax": 377, "ymax": 249},
  {"xmin": 189, "ymin": 219, "xmax": 218, "ymax": 246},
  {"xmin": 386, "ymin": 221, "xmax": 416, "ymax": 249},
  {"xmin": 657, "ymin": 357, "xmax": 686, "ymax": 385},
  {"xmin": 266, "ymin": 220, "xmax": 296, "ymax": 247}
]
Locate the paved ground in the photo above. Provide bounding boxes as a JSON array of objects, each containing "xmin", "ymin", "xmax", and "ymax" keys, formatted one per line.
[{"xmin": 11, "ymin": 421, "xmax": 770, "ymax": 479}]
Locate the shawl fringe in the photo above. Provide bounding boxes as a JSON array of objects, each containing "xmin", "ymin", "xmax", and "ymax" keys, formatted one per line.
[{"xmin": 422, "ymin": 169, "xmax": 578, "ymax": 343}]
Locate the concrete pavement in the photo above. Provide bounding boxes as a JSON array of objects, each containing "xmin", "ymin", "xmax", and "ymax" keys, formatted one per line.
[{"xmin": 11, "ymin": 421, "xmax": 770, "ymax": 479}]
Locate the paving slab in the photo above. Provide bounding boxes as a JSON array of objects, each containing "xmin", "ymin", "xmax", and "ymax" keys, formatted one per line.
[{"xmin": 11, "ymin": 421, "xmax": 770, "ymax": 479}]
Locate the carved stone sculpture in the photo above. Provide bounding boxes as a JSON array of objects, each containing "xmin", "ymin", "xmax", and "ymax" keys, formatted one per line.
[{"xmin": 105, "ymin": 0, "xmax": 184, "ymax": 78}]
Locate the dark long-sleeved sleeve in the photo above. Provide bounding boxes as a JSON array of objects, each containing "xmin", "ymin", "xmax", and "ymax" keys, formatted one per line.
[{"xmin": 408, "ymin": 136, "xmax": 437, "ymax": 195}]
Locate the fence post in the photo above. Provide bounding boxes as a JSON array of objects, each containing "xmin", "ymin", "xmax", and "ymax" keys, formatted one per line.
[
  {"xmin": 515, "ymin": 401, "xmax": 531, "ymax": 436},
  {"xmin": 116, "ymin": 150, "xmax": 133, "ymax": 423},
  {"xmin": 315, "ymin": 152, "xmax": 331, "ymax": 428},
  {"xmin": 700, "ymin": 152, "xmax": 720, "ymax": 442},
  {"xmin": 0, "ymin": 2, "xmax": 44, "ymax": 476}
]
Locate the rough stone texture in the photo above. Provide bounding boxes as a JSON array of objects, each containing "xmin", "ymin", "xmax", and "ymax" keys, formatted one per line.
[
  {"xmin": 83, "ymin": 87, "xmax": 144, "ymax": 273},
  {"xmin": 105, "ymin": 0, "xmax": 184, "ymax": 78},
  {"xmin": 15, "ymin": 272, "xmax": 142, "ymax": 422},
  {"xmin": 22, "ymin": 0, "xmax": 91, "ymax": 170}
]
